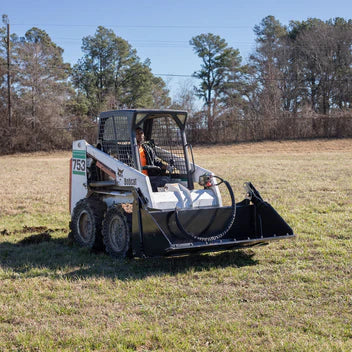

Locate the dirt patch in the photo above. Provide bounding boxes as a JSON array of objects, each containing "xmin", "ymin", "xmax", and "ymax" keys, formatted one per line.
[
  {"xmin": 122, "ymin": 203, "xmax": 133, "ymax": 214},
  {"xmin": 18, "ymin": 232, "xmax": 52, "ymax": 246},
  {"xmin": 15, "ymin": 226, "xmax": 50, "ymax": 234},
  {"xmin": 1, "ymin": 229, "xmax": 10, "ymax": 236},
  {"xmin": 12, "ymin": 226, "xmax": 67, "ymax": 235},
  {"xmin": 0, "ymin": 226, "xmax": 67, "ymax": 244}
]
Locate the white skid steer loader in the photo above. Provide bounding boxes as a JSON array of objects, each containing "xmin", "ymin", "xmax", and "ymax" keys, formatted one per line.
[{"xmin": 69, "ymin": 109, "xmax": 294, "ymax": 258}]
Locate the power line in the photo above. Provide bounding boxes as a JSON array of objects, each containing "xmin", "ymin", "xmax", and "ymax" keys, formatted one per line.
[
  {"xmin": 7, "ymin": 34, "xmax": 254, "ymax": 47},
  {"xmin": 2, "ymin": 63, "xmax": 351, "ymax": 83},
  {"xmin": 154, "ymin": 73, "xmax": 194, "ymax": 78},
  {"xmin": 12, "ymin": 23, "xmax": 250, "ymax": 29},
  {"xmin": 49, "ymin": 37, "xmax": 253, "ymax": 44}
]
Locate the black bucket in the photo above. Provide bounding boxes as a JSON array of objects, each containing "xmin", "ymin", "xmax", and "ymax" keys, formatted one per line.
[{"xmin": 131, "ymin": 199, "xmax": 294, "ymax": 257}]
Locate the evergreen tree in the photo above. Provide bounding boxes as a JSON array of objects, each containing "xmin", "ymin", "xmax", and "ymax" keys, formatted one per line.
[
  {"xmin": 72, "ymin": 26, "xmax": 170, "ymax": 116},
  {"xmin": 190, "ymin": 33, "xmax": 244, "ymax": 133}
]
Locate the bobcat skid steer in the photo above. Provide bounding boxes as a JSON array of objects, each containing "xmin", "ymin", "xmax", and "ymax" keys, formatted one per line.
[{"xmin": 69, "ymin": 109, "xmax": 294, "ymax": 258}]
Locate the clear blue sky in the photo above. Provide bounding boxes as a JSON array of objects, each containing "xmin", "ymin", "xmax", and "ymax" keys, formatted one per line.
[{"xmin": 2, "ymin": 0, "xmax": 352, "ymax": 100}]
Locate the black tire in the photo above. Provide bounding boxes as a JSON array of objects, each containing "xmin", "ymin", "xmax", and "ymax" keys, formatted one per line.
[
  {"xmin": 70, "ymin": 198, "xmax": 105, "ymax": 249},
  {"xmin": 102, "ymin": 205, "xmax": 130, "ymax": 258}
]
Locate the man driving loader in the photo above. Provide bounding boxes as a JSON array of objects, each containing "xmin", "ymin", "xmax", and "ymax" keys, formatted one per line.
[{"xmin": 135, "ymin": 127, "xmax": 170, "ymax": 191}]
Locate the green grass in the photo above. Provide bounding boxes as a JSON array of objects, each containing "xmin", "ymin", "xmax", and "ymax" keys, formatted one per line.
[{"xmin": 0, "ymin": 140, "xmax": 351, "ymax": 351}]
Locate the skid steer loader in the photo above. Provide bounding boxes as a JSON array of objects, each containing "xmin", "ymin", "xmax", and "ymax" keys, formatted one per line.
[{"xmin": 69, "ymin": 109, "xmax": 294, "ymax": 258}]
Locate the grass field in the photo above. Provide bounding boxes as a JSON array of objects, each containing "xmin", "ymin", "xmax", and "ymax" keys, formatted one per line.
[{"xmin": 0, "ymin": 139, "xmax": 351, "ymax": 351}]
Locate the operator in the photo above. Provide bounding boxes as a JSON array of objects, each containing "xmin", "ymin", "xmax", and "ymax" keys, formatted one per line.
[{"xmin": 135, "ymin": 127, "xmax": 170, "ymax": 191}]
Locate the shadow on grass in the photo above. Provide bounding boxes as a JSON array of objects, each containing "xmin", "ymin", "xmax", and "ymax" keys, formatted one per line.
[{"xmin": 0, "ymin": 232, "xmax": 258, "ymax": 281}]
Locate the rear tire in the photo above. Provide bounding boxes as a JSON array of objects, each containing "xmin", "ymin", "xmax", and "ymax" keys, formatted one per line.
[
  {"xmin": 70, "ymin": 198, "xmax": 105, "ymax": 249},
  {"xmin": 102, "ymin": 205, "xmax": 130, "ymax": 258}
]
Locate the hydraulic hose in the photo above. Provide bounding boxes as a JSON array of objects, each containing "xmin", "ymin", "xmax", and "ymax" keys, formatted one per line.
[{"xmin": 174, "ymin": 176, "xmax": 236, "ymax": 242}]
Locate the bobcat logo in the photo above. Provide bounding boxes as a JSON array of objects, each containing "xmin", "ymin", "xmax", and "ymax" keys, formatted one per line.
[{"xmin": 117, "ymin": 168, "xmax": 124, "ymax": 177}]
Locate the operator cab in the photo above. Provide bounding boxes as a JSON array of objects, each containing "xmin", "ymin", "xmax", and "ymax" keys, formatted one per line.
[{"xmin": 96, "ymin": 109, "xmax": 194, "ymax": 190}]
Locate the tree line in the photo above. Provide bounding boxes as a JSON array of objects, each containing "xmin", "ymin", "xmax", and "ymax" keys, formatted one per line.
[
  {"xmin": 1, "ymin": 15, "xmax": 352, "ymax": 152},
  {"xmin": 187, "ymin": 16, "xmax": 352, "ymax": 142}
]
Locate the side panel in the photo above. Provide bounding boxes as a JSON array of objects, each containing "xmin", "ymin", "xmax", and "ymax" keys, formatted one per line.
[
  {"xmin": 70, "ymin": 140, "xmax": 88, "ymax": 214},
  {"xmin": 190, "ymin": 163, "xmax": 223, "ymax": 207},
  {"xmin": 150, "ymin": 186, "xmax": 218, "ymax": 210},
  {"xmin": 86, "ymin": 144, "xmax": 154, "ymax": 206}
]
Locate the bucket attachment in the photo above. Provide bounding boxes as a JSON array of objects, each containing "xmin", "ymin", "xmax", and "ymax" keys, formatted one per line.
[{"xmin": 131, "ymin": 183, "xmax": 294, "ymax": 257}]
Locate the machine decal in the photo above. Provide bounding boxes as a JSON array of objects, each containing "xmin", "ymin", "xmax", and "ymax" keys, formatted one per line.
[
  {"xmin": 124, "ymin": 178, "xmax": 137, "ymax": 186},
  {"xmin": 118, "ymin": 168, "xmax": 124, "ymax": 177},
  {"xmin": 72, "ymin": 150, "xmax": 86, "ymax": 176}
]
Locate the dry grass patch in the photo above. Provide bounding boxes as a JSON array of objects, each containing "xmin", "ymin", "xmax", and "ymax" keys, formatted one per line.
[
  {"xmin": 194, "ymin": 138, "xmax": 352, "ymax": 155},
  {"xmin": 0, "ymin": 139, "xmax": 351, "ymax": 351}
]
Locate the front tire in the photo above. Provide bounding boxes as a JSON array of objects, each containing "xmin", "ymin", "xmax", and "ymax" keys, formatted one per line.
[{"xmin": 102, "ymin": 206, "xmax": 130, "ymax": 258}]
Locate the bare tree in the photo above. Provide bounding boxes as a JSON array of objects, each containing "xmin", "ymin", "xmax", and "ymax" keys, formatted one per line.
[{"xmin": 11, "ymin": 27, "xmax": 71, "ymax": 149}]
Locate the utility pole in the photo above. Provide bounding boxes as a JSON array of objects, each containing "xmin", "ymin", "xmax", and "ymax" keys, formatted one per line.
[{"xmin": 3, "ymin": 15, "xmax": 12, "ymax": 127}]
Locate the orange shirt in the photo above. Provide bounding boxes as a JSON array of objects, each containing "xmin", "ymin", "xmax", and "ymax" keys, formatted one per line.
[{"xmin": 139, "ymin": 145, "xmax": 148, "ymax": 175}]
